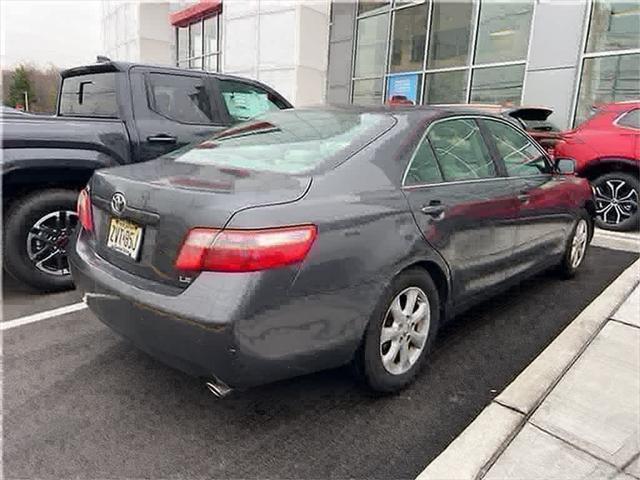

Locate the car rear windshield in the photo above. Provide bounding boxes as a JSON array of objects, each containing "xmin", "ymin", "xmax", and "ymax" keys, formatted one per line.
[
  {"xmin": 59, "ymin": 73, "xmax": 118, "ymax": 118},
  {"xmin": 174, "ymin": 110, "xmax": 395, "ymax": 174}
]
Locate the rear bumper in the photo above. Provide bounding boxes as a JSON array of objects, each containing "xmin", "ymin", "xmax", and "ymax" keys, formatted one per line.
[
  {"xmin": 70, "ymin": 238, "xmax": 244, "ymax": 385},
  {"xmin": 69, "ymin": 232, "xmax": 361, "ymax": 388}
]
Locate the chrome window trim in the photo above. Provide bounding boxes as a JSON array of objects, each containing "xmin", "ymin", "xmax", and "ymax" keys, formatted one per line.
[{"xmin": 401, "ymin": 114, "xmax": 553, "ymax": 189}]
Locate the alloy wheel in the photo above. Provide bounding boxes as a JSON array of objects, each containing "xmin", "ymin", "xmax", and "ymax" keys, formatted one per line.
[
  {"xmin": 26, "ymin": 210, "xmax": 78, "ymax": 276},
  {"xmin": 570, "ymin": 219, "xmax": 588, "ymax": 269},
  {"xmin": 594, "ymin": 179, "xmax": 638, "ymax": 226},
  {"xmin": 379, "ymin": 287, "xmax": 430, "ymax": 376}
]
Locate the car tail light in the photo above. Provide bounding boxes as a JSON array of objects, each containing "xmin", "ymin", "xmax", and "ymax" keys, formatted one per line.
[
  {"xmin": 175, "ymin": 225, "xmax": 318, "ymax": 272},
  {"xmin": 77, "ymin": 188, "xmax": 94, "ymax": 232}
]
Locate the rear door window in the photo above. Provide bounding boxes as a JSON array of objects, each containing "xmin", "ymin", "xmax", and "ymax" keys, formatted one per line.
[
  {"xmin": 427, "ymin": 118, "xmax": 497, "ymax": 181},
  {"xmin": 482, "ymin": 119, "xmax": 551, "ymax": 176},
  {"xmin": 218, "ymin": 80, "xmax": 288, "ymax": 123},
  {"xmin": 148, "ymin": 73, "xmax": 216, "ymax": 124},
  {"xmin": 59, "ymin": 73, "xmax": 118, "ymax": 118},
  {"xmin": 404, "ymin": 135, "xmax": 444, "ymax": 186},
  {"xmin": 617, "ymin": 109, "xmax": 640, "ymax": 129}
]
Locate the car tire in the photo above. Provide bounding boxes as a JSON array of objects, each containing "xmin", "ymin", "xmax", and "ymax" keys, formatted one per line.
[
  {"xmin": 558, "ymin": 210, "xmax": 592, "ymax": 279},
  {"xmin": 354, "ymin": 268, "xmax": 440, "ymax": 393},
  {"xmin": 3, "ymin": 189, "xmax": 79, "ymax": 292},
  {"xmin": 592, "ymin": 172, "xmax": 639, "ymax": 232}
]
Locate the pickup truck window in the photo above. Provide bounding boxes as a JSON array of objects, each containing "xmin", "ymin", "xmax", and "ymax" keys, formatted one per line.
[
  {"xmin": 218, "ymin": 80, "xmax": 287, "ymax": 123},
  {"xmin": 59, "ymin": 73, "xmax": 118, "ymax": 118},
  {"xmin": 148, "ymin": 73, "xmax": 215, "ymax": 125}
]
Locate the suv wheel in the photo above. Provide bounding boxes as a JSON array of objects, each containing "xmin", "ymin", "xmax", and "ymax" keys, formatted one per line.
[
  {"xmin": 3, "ymin": 189, "xmax": 79, "ymax": 292},
  {"xmin": 354, "ymin": 268, "xmax": 440, "ymax": 393},
  {"xmin": 592, "ymin": 172, "xmax": 639, "ymax": 231}
]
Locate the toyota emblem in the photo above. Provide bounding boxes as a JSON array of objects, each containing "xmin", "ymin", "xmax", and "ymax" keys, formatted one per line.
[{"xmin": 110, "ymin": 192, "xmax": 127, "ymax": 216}]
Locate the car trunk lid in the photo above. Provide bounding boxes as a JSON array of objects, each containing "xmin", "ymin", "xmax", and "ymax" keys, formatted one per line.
[{"xmin": 89, "ymin": 157, "xmax": 311, "ymax": 289}]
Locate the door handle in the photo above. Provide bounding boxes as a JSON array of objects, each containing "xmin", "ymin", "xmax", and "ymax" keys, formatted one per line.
[
  {"xmin": 147, "ymin": 134, "xmax": 177, "ymax": 144},
  {"xmin": 421, "ymin": 201, "xmax": 445, "ymax": 218},
  {"xmin": 517, "ymin": 190, "xmax": 530, "ymax": 203}
]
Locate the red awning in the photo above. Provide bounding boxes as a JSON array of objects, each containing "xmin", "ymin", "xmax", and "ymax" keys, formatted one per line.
[{"xmin": 170, "ymin": 0, "xmax": 221, "ymax": 27}]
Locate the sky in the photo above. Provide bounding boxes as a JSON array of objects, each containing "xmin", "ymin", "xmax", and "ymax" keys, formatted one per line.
[{"xmin": 1, "ymin": 0, "xmax": 102, "ymax": 70}]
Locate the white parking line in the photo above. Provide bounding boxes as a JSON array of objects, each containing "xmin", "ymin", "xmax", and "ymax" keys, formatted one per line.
[{"xmin": 1, "ymin": 302, "xmax": 88, "ymax": 331}]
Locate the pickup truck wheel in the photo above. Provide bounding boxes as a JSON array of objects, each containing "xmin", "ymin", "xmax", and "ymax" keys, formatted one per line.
[
  {"xmin": 592, "ymin": 172, "xmax": 639, "ymax": 231},
  {"xmin": 3, "ymin": 189, "xmax": 79, "ymax": 292}
]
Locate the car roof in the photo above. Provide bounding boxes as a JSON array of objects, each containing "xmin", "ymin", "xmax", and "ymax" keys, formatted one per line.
[
  {"xmin": 60, "ymin": 61, "xmax": 267, "ymax": 84},
  {"xmin": 321, "ymin": 103, "xmax": 514, "ymax": 121},
  {"xmin": 596, "ymin": 100, "xmax": 640, "ymax": 112}
]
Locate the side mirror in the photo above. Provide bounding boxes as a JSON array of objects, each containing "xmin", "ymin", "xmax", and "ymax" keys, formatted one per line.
[{"xmin": 555, "ymin": 157, "xmax": 576, "ymax": 175}]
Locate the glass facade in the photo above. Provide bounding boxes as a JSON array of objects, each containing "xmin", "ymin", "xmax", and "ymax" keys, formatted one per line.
[
  {"xmin": 176, "ymin": 14, "xmax": 220, "ymax": 71},
  {"xmin": 575, "ymin": 0, "xmax": 640, "ymax": 125},
  {"xmin": 351, "ymin": 0, "xmax": 534, "ymax": 106}
]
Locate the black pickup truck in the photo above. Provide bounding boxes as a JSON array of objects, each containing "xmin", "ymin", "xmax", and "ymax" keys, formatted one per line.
[{"xmin": 2, "ymin": 61, "xmax": 291, "ymax": 291}]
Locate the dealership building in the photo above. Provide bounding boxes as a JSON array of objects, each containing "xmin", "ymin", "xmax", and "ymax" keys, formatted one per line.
[{"xmin": 100, "ymin": 0, "xmax": 639, "ymax": 128}]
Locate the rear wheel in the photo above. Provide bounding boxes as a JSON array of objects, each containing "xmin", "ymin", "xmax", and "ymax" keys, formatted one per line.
[
  {"xmin": 3, "ymin": 189, "xmax": 79, "ymax": 292},
  {"xmin": 592, "ymin": 172, "xmax": 639, "ymax": 231},
  {"xmin": 354, "ymin": 268, "xmax": 440, "ymax": 393}
]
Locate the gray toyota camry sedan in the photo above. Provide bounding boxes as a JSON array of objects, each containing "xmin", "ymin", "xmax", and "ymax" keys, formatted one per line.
[{"xmin": 70, "ymin": 106, "xmax": 595, "ymax": 395}]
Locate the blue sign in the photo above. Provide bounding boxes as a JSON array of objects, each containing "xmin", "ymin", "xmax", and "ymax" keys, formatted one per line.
[{"xmin": 386, "ymin": 74, "xmax": 419, "ymax": 105}]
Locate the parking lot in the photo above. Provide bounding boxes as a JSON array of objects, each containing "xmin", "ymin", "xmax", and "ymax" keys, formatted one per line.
[{"xmin": 2, "ymin": 245, "xmax": 636, "ymax": 479}]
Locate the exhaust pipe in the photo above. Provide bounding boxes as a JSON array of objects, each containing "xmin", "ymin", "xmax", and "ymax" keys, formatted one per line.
[{"xmin": 204, "ymin": 376, "xmax": 233, "ymax": 398}]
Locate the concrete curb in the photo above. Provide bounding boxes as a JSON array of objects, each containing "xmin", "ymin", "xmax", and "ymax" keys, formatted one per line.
[{"xmin": 416, "ymin": 257, "xmax": 640, "ymax": 480}]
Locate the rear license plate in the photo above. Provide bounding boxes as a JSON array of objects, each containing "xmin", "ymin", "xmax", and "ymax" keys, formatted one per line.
[{"xmin": 107, "ymin": 218, "xmax": 143, "ymax": 260}]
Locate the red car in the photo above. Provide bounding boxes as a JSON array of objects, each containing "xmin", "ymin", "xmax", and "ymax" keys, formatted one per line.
[{"xmin": 555, "ymin": 101, "xmax": 639, "ymax": 231}]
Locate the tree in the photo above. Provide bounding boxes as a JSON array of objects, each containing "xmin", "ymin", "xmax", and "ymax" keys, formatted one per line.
[{"xmin": 7, "ymin": 65, "xmax": 36, "ymax": 110}]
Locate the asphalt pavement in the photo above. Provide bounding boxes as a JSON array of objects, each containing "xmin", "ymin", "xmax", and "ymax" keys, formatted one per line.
[{"xmin": 2, "ymin": 246, "xmax": 636, "ymax": 479}]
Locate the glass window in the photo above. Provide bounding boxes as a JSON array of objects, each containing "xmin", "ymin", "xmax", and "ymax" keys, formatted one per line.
[
  {"xmin": 59, "ymin": 73, "xmax": 118, "ymax": 118},
  {"xmin": 427, "ymin": 118, "xmax": 496, "ymax": 181},
  {"xmin": 189, "ymin": 21, "xmax": 203, "ymax": 61},
  {"xmin": 358, "ymin": 1, "xmax": 389, "ymax": 16},
  {"xmin": 204, "ymin": 55, "xmax": 218, "ymax": 72},
  {"xmin": 427, "ymin": 0, "xmax": 475, "ymax": 69},
  {"xmin": 470, "ymin": 64, "xmax": 525, "ymax": 106},
  {"xmin": 354, "ymin": 13, "xmax": 390, "ymax": 78},
  {"xmin": 474, "ymin": 1, "xmax": 534, "ymax": 64},
  {"xmin": 218, "ymin": 80, "xmax": 288, "ymax": 122},
  {"xmin": 405, "ymin": 135, "xmax": 443, "ymax": 185},
  {"xmin": 352, "ymin": 78, "xmax": 384, "ymax": 105},
  {"xmin": 423, "ymin": 70, "xmax": 468, "ymax": 104},
  {"xmin": 586, "ymin": 1, "xmax": 640, "ymax": 53},
  {"xmin": 482, "ymin": 119, "xmax": 551, "ymax": 176},
  {"xmin": 177, "ymin": 26, "xmax": 189, "ymax": 64},
  {"xmin": 389, "ymin": 4, "xmax": 428, "ymax": 73},
  {"xmin": 175, "ymin": 110, "xmax": 395, "ymax": 174},
  {"xmin": 575, "ymin": 54, "xmax": 640, "ymax": 125},
  {"xmin": 617, "ymin": 109, "xmax": 640, "ymax": 129},
  {"xmin": 204, "ymin": 16, "xmax": 218, "ymax": 55},
  {"xmin": 148, "ymin": 73, "xmax": 214, "ymax": 124}
]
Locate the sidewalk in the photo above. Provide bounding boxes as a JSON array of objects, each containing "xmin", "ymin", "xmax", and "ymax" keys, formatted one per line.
[{"xmin": 418, "ymin": 247, "xmax": 640, "ymax": 480}]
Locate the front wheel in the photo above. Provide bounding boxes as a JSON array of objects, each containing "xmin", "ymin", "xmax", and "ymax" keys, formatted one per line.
[
  {"xmin": 354, "ymin": 268, "xmax": 440, "ymax": 393},
  {"xmin": 558, "ymin": 212, "xmax": 591, "ymax": 278},
  {"xmin": 592, "ymin": 172, "xmax": 639, "ymax": 231},
  {"xmin": 3, "ymin": 189, "xmax": 79, "ymax": 292}
]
